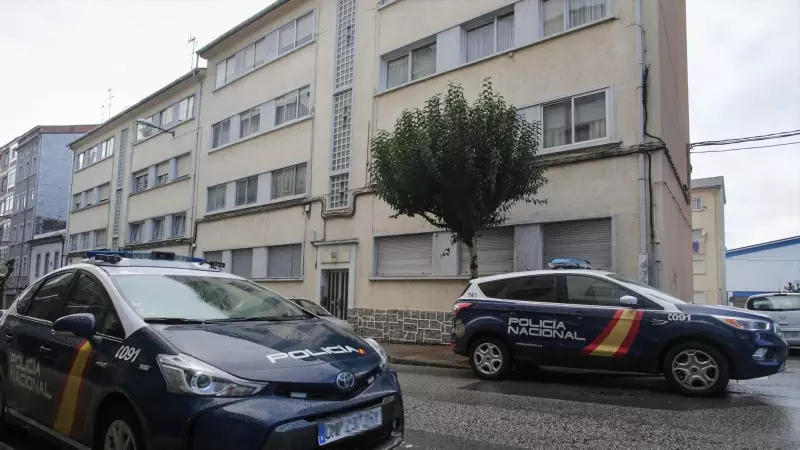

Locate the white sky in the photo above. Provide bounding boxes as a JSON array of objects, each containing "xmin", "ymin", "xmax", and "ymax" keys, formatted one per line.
[{"xmin": 0, "ymin": 0, "xmax": 797, "ymax": 250}]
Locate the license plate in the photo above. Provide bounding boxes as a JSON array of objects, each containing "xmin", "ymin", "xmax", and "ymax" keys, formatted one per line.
[
  {"xmin": 784, "ymin": 331, "xmax": 799, "ymax": 338},
  {"xmin": 317, "ymin": 407, "xmax": 382, "ymax": 446}
]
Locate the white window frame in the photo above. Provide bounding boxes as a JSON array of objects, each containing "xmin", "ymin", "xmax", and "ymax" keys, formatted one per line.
[
  {"xmin": 384, "ymin": 41, "xmax": 437, "ymax": 90},
  {"xmin": 523, "ymin": 88, "xmax": 612, "ymax": 153},
  {"xmin": 691, "ymin": 198, "xmax": 703, "ymax": 211},
  {"xmin": 240, "ymin": 107, "xmax": 261, "ymax": 138},
  {"xmin": 133, "ymin": 173, "xmax": 148, "ymax": 193},
  {"xmin": 94, "ymin": 229, "xmax": 107, "ymax": 249},
  {"xmin": 151, "ymin": 217, "xmax": 165, "ymax": 241},
  {"xmin": 207, "ymin": 184, "xmax": 227, "ymax": 212},
  {"xmin": 542, "ymin": 0, "xmax": 610, "ymax": 37},
  {"xmin": 234, "ymin": 176, "xmax": 259, "ymax": 207},
  {"xmin": 271, "ymin": 163, "xmax": 307, "ymax": 200},
  {"xmin": 211, "ymin": 119, "xmax": 232, "ymax": 148},
  {"xmin": 171, "ymin": 213, "xmax": 186, "ymax": 238},
  {"xmin": 129, "ymin": 222, "xmax": 144, "ymax": 243}
]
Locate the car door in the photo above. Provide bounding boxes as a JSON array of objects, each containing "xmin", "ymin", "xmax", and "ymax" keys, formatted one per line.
[
  {"xmin": 3, "ymin": 271, "xmax": 76, "ymax": 426},
  {"xmin": 49, "ymin": 270, "xmax": 126, "ymax": 441},
  {"xmin": 559, "ymin": 274, "xmax": 662, "ymax": 371}
]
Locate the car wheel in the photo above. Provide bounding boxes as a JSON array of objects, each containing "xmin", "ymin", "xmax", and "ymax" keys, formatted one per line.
[
  {"xmin": 469, "ymin": 336, "xmax": 511, "ymax": 380},
  {"xmin": 664, "ymin": 342, "xmax": 730, "ymax": 397},
  {"xmin": 97, "ymin": 404, "xmax": 145, "ymax": 450}
]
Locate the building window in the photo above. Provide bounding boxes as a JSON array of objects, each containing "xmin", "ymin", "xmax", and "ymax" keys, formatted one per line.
[
  {"xmin": 129, "ymin": 222, "xmax": 144, "ymax": 243},
  {"xmin": 73, "ymin": 194, "xmax": 81, "ymax": 211},
  {"xmin": 69, "ymin": 234, "xmax": 78, "ymax": 251},
  {"xmin": 28, "ymin": 189, "xmax": 34, "ymax": 207},
  {"xmin": 240, "ymin": 107, "xmax": 261, "ymax": 138},
  {"xmin": 271, "ymin": 164, "xmax": 307, "ymax": 200},
  {"xmin": 211, "ymin": 119, "xmax": 231, "ymax": 148},
  {"xmin": 136, "ymin": 112, "xmax": 161, "ymax": 141},
  {"xmin": 267, "ymin": 244, "xmax": 302, "ymax": 278},
  {"xmin": 375, "ymin": 234, "xmax": 433, "ymax": 277},
  {"xmin": 178, "ymin": 96, "xmax": 195, "ymax": 122},
  {"xmin": 172, "ymin": 213, "xmax": 186, "ymax": 237},
  {"xmin": 275, "ymin": 87, "xmax": 311, "ymax": 126},
  {"xmin": 133, "ymin": 173, "xmax": 148, "ymax": 193},
  {"xmin": 21, "ymin": 256, "xmax": 27, "ymax": 276},
  {"xmin": 43, "ymin": 252, "xmax": 50, "ymax": 274},
  {"xmin": 81, "ymin": 231, "xmax": 90, "ymax": 250},
  {"xmin": 278, "ymin": 12, "xmax": 313, "ymax": 55},
  {"xmin": 152, "ymin": 217, "xmax": 165, "ymax": 240},
  {"xmin": 691, "ymin": 197, "xmax": 703, "ymax": 211},
  {"xmin": 54, "ymin": 251, "xmax": 60, "ymax": 269},
  {"xmin": 75, "ymin": 136, "xmax": 115, "ymax": 171},
  {"xmin": 31, "ymin": 157, "xmax": 36, "ymax": 174},
  {"xmin": 386, "ymin": 42, "xmax": 437, "ymax": 89},
  {"xmin": 692, "ymin": 229, "xmax": 703, "ymax": 254},
  {"xmin": 466, "ymin": 14, "xmax": 513, "ymax": 63},
  {"xmin": 94, "ymin": 229, "xmax": 107, "ymax": 249},
  {"xmin": 542, "ymin": 91, "xmax": 607, "ymax": 149},
  {"xmin": 35, "ymin": 253, "xmax": 41, "ymax": 277},
  {"xmin": 231, "ymin": 248, "xmax": 254, "ymax": 278},
  {"xmin": 99, "ymin": 183, "xmax": 110, "ymax": 202},
  {"xmin": 235, "ymin": 176, "xmax": 258, "ymax": 206},
  {"xmin": 329, "ymin": 173, "xmax": 349, "ymax": 209},
  {"xmin": 543, "ymin": 0, "xmax": 608, "ymax": 37},
  {"xmin": 207, "ymin": 184, "xmax": 227, "ymax": 212}
]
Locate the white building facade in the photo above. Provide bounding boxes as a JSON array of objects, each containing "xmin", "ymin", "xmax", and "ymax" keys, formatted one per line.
[{"xmin": 727, "ymin": 236, "xmax": 800, "ymax": 306}]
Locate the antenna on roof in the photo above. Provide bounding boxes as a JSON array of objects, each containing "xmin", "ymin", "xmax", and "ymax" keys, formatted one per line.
[
  {"xmin": 107, "ymin": 88, "xmax": 114, "ymax": 118},
  {"xmin": 187, "ymin": 35, "xmax": 198, "ymax": 70}
]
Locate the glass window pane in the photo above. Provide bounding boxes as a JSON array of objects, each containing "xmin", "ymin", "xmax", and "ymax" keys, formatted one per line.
[
  {"xmin": 178, "ymin": 98, "xmax": 189, "ymax": 121},
  {"xmin": 543, "ymin": 0, "xmax": 566, "ymax": 36},
  {"xmin": 225, "ymin": 56, "xmax": 236, "ymax": 81},
  {"xmin": 295, "ymin": 164, "xmax": 307, "ymax": 194},
  {"xmin": 275, "ymin": 96, "xmax": 286, "ymax": 125},
  {"xmin": 249, "ymin": 108, "xmax": 261, "ymax": 135},
  {"xmin": 543, "ymin": 99, "xmax": 573, "ymax": 148},
  {"xmin": 565, "ymin": 275, "xmax": 628, "ymax": 307},
  {"xmin": 285, "ymin": 92, "xmax": 298, "ymax": 121},
  {"xmin": 64, "ymin": 273, "xmax": 122, "ymax": 337},
  {"xmin": 278, "ymin": 22, "xmax": 296, "ymax": 54},
  {"xmin": 216, "ymin": 61, "xmax": 226, "ymax": 87},
  {"xmin": 254, "ymin": 38, "xmax": 266, "ymax": 66},
  {"xmin": 574, "ymin": 92, "xmax": 606, "ymax": 142},
  {"xmin": 466, "ymin": 22, "xmax": 494, "ymax": 62},
  {"xmin": 271, "ymin": 170, "xmax": 282, "ymax": 199},
  {"xmin": 221, "ymin": 120, "xmax": 231, "ymax": 144},
  {"xmin": 243, "ymin": 44, "xmax": 255, "ymax": 70},
  {"xmin": 187, "ymin": 96, "xmax": 194, "ymax": 118},
  {"xmin": 497, "ymin": 14, "xmax": 514, "ymax": 52},
  {"xmin": 246, "ymin": 176, "xmax": 258, "ymax": 204},
  {"xmin": 507, "ymin": 275, "xmax": 556, "ymax": 302},
  {"xmin": 411, "ymin": 44, "xmax": 436, "ymax": 80},
  {"xmin": 25, "ymin": 272, "xmax": 74, "ymax": 321},
  {"xmin": 161, "ymin": 106, "xmax": 174, "ymax": 127},
  {"xmin": 386, "ymin": 55, "xmax": 409, "ymax": 89},
  {"xmin": 298, "ymin": 87, "xmax": 311, "ymax": 117},
  {"xmin": 296, "ymin": 13, "xmax": 313, "ymax": 46},
  {"xmin": 569, "ymin": 0, "xmax": 607, "ymax": 28},
  {"xmin": 212, "ymin": 123, "xmax": 221, "ymax": 148},
  {"xmin": 235, "ymin": 180, "xmax": 247, "ymax": 206},
  {"xmin": 239, "ymin": 112, "xmax": 250, "ymax": 138}
]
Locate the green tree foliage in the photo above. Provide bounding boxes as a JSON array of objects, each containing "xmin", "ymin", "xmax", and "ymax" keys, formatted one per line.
[
  {"xmin": 0, "ymin": 259, "xmax": 15, "ymax": 295},
  {"xmin": 370, "ymin": 80, "xmax": 547, "ymax": 278}
]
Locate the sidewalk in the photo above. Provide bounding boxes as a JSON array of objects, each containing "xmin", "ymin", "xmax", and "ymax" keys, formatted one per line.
[{"xmin": 383, "ymin": 343, "xmax": 469, "ymax": 369}]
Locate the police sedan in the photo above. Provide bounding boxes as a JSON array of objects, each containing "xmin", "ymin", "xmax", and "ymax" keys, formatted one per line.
[
  {"xmin": 451, "ymin": 262, "xmax": 787, "ymax": 397},
  {"xmin": 0, "ymin": 251, "xmax": 404, "ymax": 450}
]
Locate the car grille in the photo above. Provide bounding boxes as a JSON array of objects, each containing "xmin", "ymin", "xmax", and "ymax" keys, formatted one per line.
[{"xmin": 273, "ymin": 369, "xmax": 379, "ymax": 401}]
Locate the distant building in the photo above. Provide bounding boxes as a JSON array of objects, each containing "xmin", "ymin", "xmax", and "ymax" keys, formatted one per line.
[
  {"xmin": 727, "ymin": 235, "xmax": 800, "ymax": 306},
  {"xmin": 690, "ymin": 177, "xmax": 726, "ymax": 305},
  {"xmin": 0, "ymin": 125, "xmax": 95, "ymax": 306},
  {"xmin": 28, "ymin": 230, "xmax": 66, "ymax": 286}
]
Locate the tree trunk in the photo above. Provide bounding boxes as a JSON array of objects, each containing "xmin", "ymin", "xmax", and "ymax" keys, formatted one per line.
[{"xmin": 467, "ymin": 241, "xmax": 478, "ymax": 279}]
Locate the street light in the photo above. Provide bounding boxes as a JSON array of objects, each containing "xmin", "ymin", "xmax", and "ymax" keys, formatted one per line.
[{"xmin": 135, "ymin": 119, "xmax": 175, "ymax": 137}]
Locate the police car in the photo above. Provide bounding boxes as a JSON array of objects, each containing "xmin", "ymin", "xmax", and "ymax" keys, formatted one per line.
[
  {"xmin": 451, "ymin": 259, "xmax": 788, "ymax": 397},
  {"xmin": 0, "ymin": 251, "xmax": 404, "ymax": 450}
]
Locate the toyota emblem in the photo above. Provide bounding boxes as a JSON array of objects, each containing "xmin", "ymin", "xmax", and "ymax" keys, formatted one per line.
[{"xmin": 336, "ymin": 371, "xmax": 355, "ymax": 390}]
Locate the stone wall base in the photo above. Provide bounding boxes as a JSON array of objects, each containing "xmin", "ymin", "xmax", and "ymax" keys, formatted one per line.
[{"xmin": 348, "ymin": 308, "xmax": 453, "ymax": 345}]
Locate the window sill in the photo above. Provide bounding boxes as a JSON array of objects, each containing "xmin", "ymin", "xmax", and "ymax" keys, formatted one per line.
[
  {"xmin": 541, "ymin": 137, "xmax": 621, "ymax": 156},
  {"xmin": 212, "ymin": 40, "xmax": 315, "ymax": 93},
  {"xmin": 375, "ymin": 16, "xmax": 616, "ymax": 97},
  {"xmin": 208, "ymin": 115, "xmax": 313, "ymax": 155},
  {"xmin": 251, "ymin": 277, "xmax": 304, "ymax": 282},
  {"xmin": 74, "ymin": 155, "xmax": 113, "ymax": 174},
  {"xmin": 71, "ymin": 199, "xmax": 110, "ymax": 213},
  {"xmin": 370, "ymin": 275, "xmax": 470, "ymax": 281},
  {"xmin": 132, "ymin": 117, "xmax": 195, "ymax": 146},
  {"xmin": 129, "ymin": 175, "xmax": 190, "ymax": 197},
  {"xmin": 377, "ymin": 0, "xmax": 401, "ymax": 10}
]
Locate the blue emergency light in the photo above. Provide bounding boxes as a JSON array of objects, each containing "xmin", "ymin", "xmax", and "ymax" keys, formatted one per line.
[
  {"xmin": 86, "ymin": 251, "xmax": 225, "ymax": 268},
  {"xmin": 548, "ymin": 258, "xmax": 592, "ymax": 269}
]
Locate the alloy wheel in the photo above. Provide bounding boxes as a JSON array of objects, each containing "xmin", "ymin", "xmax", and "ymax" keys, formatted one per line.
[
  {"xmin": 473, "ymin": 342, "xmax": 503, "ymax": 376},
  {"xmin": 104, "ymin": 420, "xmax": 137, "ymax": 450},
  {"xmin": 671, "ymin": 349, "xmax": 719, "ymax": 391}
]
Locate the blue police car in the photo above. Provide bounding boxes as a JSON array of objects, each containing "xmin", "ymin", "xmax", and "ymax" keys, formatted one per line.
[
  {"xmin": 451, "ymin": 260, "xmax": 788, "ymax": 397},
  {"xmin": 0, "ymin": 251, "xmax": 404, "ymax": 450}
]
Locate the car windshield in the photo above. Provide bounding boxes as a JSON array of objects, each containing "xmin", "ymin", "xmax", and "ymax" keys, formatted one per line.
[
  {"xmin": 606, "ymin": 274, "xmax": 687, "ymax": 304},
  {"xmin": 110, "ymin": 274, "xmax": 311, "ymax": 321},
  {"xmin": 292, "ymin": 298, "xmax": 332, "ymax": 316},
  {"xmin": 748, "ymin": 295, "xmax": 800, "ymax": 312}
]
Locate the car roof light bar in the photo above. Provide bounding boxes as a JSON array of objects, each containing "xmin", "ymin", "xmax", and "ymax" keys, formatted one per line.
[
  {"xmin": 548, "ymin": 258, "xmax": 593, "ymax": 269},
  {"xmin": 85, "ymin": 250, "xmax": 226, "ymax": 268}
]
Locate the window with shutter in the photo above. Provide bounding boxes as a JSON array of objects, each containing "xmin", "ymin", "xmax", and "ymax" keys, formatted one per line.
[
  {"xmin": 204, "ymin": 251, "xmax": 223, "ymax": 263},
  {"xmin": 459, "ymin": 228, "xmax": 515, "ymax": 276},
  {"xmin": 231, "ymin": 249, "xmax": 253, "ymax": 278},
  {"xmin": 267, "ymin": 244, "xmax": 302, "ymax": 279},
  {"xmin": 542, "ymin": 218, "xmax": 612, "ymax": 270},
  {"xmin": 376, "ymin": 234, "xmax": 433, "ymax": 276}
]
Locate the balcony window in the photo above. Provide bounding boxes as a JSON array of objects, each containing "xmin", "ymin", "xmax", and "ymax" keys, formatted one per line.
[{"xmin": 542, "ymin": 91, "xmax": 607, "ymax": 149}]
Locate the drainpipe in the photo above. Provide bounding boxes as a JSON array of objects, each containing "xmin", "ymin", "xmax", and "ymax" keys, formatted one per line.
[
  {"xmin": 188, "ymin": 68, "xmax": 204, "ymax": 257},
  {"xmin": 635, "ymin": 0, "xmax": 650, "ymax": 285}
]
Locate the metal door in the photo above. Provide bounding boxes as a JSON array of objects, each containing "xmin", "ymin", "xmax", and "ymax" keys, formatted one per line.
[{"xmin": 324, "ymin": 270, "xmax": 349, "ymax": 320}]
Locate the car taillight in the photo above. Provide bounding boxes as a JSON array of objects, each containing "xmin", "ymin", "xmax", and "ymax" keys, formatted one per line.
[{"xmin": 453, "ymin": 302, "xmax": 473, "ymax": 315}]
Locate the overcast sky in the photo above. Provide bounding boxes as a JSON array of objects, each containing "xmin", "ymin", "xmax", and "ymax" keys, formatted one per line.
[{"xmin": 0, "ymin": 0, "xmax": 797, "ymax": 250}]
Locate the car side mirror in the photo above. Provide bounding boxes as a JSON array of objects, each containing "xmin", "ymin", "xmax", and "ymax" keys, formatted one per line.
[
  {"xmin": 620, "ymin": 295, "xmax": 638, "ymax": 306},
  {"xmin": 53, "ymin": 313, "xmax": 97, "ymax": 339}
]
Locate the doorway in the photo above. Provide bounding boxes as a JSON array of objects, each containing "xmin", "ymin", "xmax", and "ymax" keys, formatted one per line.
[{"xmin": 322, "ymin": 269, "xmax": 349, "ymax": 320}]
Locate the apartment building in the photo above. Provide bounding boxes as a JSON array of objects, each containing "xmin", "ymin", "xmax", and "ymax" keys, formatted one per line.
[
  {"xmin": 27, "ymin": 230, "xmax": 65, "ymax": 285},
  {"xmin": 0, "ymin": 125, "xmax": 95, "ymax": 306},
  {"xmin": 0, "ymin": 143, "xmax": 16, "ymax": 269},
  {"xmin": 66, "ymin": 69, "xmax": 204, "ymax": 263},
  {"xmin": 690, "ymin": 176, "xmax": 726, "ymax": 305},
  {"xmin": 191, "ymin": 0, "xmax": 691, "ymax": 343}
]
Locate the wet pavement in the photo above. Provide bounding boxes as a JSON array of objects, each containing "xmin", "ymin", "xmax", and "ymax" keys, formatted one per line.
[{"xmin": 2, "ymin": 354, "xmax": 799, "ymax": 449}]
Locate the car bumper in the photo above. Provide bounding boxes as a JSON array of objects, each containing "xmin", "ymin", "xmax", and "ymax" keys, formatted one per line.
[
  {"xmin": 729, "ymin": 331, "xmax": 789, "ymax": 379},
  {"xmin": 142, "ymin": 369, "xmax": 404, "ymax": 450}
]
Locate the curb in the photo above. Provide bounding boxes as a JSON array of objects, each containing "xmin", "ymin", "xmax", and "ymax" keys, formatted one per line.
[{"xmin": 389, "ymin": 355, "xmax": 470, "ymax": 370}]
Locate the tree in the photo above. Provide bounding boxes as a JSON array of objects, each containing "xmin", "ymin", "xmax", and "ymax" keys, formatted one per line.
[
  {"xmin": 370, "ymin": 80, "xmax": 547, "ymax": 278},
  {"xmin": 0, "ymin": 258, "xmax": 15, "ymax": 296},
  {"xmin": 784, "ymin": 281, "xmax": 800, "ymax": 293}
]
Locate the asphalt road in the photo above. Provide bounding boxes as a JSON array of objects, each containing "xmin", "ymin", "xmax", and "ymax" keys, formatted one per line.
[{"xmin": 2, "ymin": 356, "xmax": 800, "ymax": 450}]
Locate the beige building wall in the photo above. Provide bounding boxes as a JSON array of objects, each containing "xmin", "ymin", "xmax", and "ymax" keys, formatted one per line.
[{"xmin": 691, "ymin": 179, "xmax": 726, "ymax": 305}]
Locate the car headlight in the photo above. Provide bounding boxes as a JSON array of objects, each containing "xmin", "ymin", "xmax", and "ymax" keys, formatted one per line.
[
  {"xmin": 157, "ymin": 353, "xmax": 266, "ymax": 397},
  {"xmin": 712, "ymin": 315, "xmax": 771, "ymax": 331},
  {"xmin": 363, "ymin": 338, "xmax": 389, "ymax": 370}
]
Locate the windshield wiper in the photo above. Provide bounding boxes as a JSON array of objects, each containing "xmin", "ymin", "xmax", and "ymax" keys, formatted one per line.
[
  {"xmin": 207, "ymin": 314, "xmax": 311, "ymax": 323},
  {"xmin": 143, "ymin": 317, "xmax": 209, "ymax": 324}
]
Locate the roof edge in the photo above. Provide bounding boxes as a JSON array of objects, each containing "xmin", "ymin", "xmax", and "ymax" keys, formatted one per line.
[
  {"xmin": 197, "ymin": 0, "xmax": 291, "ymax": 57},
  {"xmin": 726, "ymin": 235, "xmax": 800, "ymax": 258}
]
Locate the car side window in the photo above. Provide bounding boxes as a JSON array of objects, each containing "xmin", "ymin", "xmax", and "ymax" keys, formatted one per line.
[
  {"xmin": 14, "ymin": 279, "xmax": 46, "ymax": 313},
  {"xmin": 478, "ymin": 279, "xmax": 516, "ymax": 299},
  {"xmin": 564, "ymin": 275, "xmax": 634, "ymax": 308},
  {"xmin": 506, "ymin": 275, "xmax": 557, "ymax": 302},
  {"xmin": 24, "ymin": 271, "xmax": 75, "ymax": 322},
  {"xmin": 63, "ymin": 272, "xmax": 124, "ymax": 339}
]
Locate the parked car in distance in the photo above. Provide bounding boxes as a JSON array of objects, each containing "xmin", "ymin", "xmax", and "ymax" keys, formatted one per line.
[
  {"xmin": 289, "ymin": 297, "xmax": 354, "ymax": 331},
  {"xmin": 746, "ymin": 293, "xmax": 800, "ymax": 348}
]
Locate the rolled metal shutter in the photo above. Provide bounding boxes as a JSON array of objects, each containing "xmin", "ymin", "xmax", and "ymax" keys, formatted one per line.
[
  {"xmin": 290, "ymin": 244, "xmax": 302, "ymax": 278},
  {"xmin": 459, "ymin": 227, "xmax": 514, "ymax": 276},
  {"xmin": 543, "ymin": 219, "xmax": 612, "ymax": 270},
  {"xmin": 268, "ymin": 245, "xmax": 292, "ymax": 278},
  {"xmin": 231, "ymin": 248, "xmax": 253, "ymax": 278},
  {"xmin": 376, "ymin": 234, "xmax": 432, "ymax": 276}
]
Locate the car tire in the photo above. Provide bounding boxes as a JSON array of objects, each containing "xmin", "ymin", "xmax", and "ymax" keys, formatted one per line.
[
  {"xmin": 663, "ymin": 341, "xmax": 730, "ymax": 397},
  {"xmin": 95, "ymin": 403, "xmax": 145, "ymax": 450},
  {"xmin": 469, "ymin": 335, "xmax": 511, "ymax": 380}
]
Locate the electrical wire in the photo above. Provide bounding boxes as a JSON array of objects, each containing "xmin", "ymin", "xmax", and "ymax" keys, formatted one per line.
[
  {"xmin": 691, "ymin": 140, "xmax": 800, "ymax": 154},
  {"xmin": 690, "ymin": 129, "xmax": 800, "ymax": 149}
]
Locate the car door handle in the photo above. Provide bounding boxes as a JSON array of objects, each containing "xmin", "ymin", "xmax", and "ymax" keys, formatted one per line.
[
  {"xmin": 4, "ymin": 333, "xmax": 12, "ymax": 343},
  {"xmin": 39, "ymin": 345, "xmax": 52, "ymax": 354}
]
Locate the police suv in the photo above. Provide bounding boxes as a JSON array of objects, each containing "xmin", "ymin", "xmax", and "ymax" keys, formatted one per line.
[
  {"xmin": 0, "ymin": 251, "xmax": 404, "ymax": 450},
  {"xmin": 451, "ymin": 259, "xmax": 788, "ymax": 397}
]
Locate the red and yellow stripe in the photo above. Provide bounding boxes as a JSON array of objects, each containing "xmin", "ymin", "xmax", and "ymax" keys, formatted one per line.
[
  {"xmin": 53, "ymin": 340, "xmax": 94, "ymax": 436},
  {"xmin": 581, "ymin": 309, "xmax": 644, "ymax": 357}
]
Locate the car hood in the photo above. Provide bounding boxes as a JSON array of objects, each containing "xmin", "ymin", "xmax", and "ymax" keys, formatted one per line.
[
  {"xmin": 676, "ymin": 303, "xmax": 772, "ymax": 320},
  {"xmin": 151, "ymin": 318, "xmax": 381, "ymax": 383}
]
